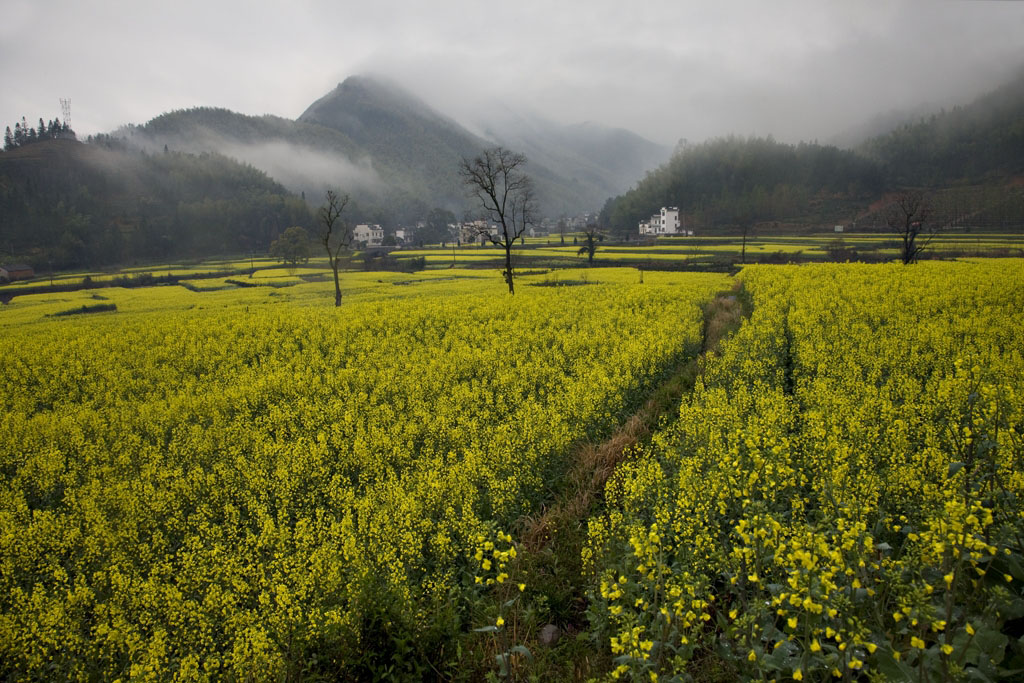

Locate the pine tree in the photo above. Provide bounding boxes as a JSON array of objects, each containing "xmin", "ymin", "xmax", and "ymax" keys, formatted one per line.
[
  {"xmin": 13, "ymin": 122, "xmax": 23, "ymax": 145},
  {"xmin": 38, "ymin": 118, "xmax": 47, "ymax": 139},
  {"xmin": 3, "ymin": 126, "xmax": 14, "ymax": 151}
]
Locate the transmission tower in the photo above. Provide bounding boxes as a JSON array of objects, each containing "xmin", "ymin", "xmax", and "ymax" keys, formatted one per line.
[{"xmin": 59, "ymin": 98, "xmax": 71, "ymax": 130}]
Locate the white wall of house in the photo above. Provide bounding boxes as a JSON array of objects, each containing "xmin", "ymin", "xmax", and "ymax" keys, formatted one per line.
[
  {"xmin": 661, "ymin": 207, "xmax": 681, "ymax": 234},
  {"xmin": 354, "ymin": 224, "xmax": 384, "ymax": 246}
]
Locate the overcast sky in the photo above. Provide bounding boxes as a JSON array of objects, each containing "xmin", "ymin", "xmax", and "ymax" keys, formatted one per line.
[{"xmin": 2, "ymin": 1, "xmax": 1023, "ymax": 146}]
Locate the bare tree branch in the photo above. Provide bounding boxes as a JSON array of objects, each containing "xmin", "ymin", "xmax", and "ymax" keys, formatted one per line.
[
  {"xmin": 886, "ymin": 190, "xmax": 934, "ymax": 264},
  {"xmin": 317, "ymin": 190, "xmax": 352, "ymax": 306},
  {"xmin": 459, "ymin": 147, "xmax": 535, "ymax": 294}
]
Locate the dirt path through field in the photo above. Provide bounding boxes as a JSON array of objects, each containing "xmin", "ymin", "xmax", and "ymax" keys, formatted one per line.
[{"xmin": 461, "ymin": 281, "xmax": 750, "ymax": 681}]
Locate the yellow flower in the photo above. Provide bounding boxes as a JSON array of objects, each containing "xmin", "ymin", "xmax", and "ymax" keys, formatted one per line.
[
  {"xmin": 911, "ymin": 636, "xmax": 926, "ymax": 649},
  {"xmin": 793, "ymin": 668, "xmax": 803, "ymax": 681},
  {"xmin": 941, "ymin": 644, "xmax": 953, "ymax": 655},
  {"xmin": 748, "ymin": 650, "xmax": 757, "ymax": 662},
  {"xmin": 966, "ymin": 623, "xmax": 975, "ymax": 636},
  {"xmin": 496, "ymin": 616, "xmax": 504, "ymax": 627},
  {"xmin": 810, "ymin": 639, "xmax": 821, "ymax": 653}
]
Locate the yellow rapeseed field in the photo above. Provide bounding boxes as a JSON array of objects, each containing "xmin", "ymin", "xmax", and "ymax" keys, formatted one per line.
[
  {"xmin": 586, "ymin": 260, "xmax": 1024, "ymax": 681},
  {"xmin": 0, "ymin": 270, "xmax": 726, "ymax": 680}
]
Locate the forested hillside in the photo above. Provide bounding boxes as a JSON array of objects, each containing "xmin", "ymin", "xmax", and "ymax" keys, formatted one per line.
[
  {"xmin": 859, "ymin": 68, "xmax": 1024, "ymax": 185},
  {"xmin": 600, "ymin": 137, "xmax": 883, "ymax": 236},
  {"xmin": 0, "ymin": 138, "xmax": 311, "ymax": 269},
  {"xmin": 600, "ymin": 69, "xmax": 1024, "ymax": 237}
]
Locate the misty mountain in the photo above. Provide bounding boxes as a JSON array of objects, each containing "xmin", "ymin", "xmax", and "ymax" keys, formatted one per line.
[
  {"xmin": 113, "ymin": 75, "xmax": 668, "ymax": 221},
  {"xmin": 296, "ymin": 75, "xmax": 488, "ymax": 216},
  {"xmin": 117, "ymin": 108, "xmax": 382, "ymax": 198},
  {"xmin": 473, "ymin": 110, "xmax": 670, "ymax": 213},
  {"xmin": 0, "ymin": 137, "xmax": 311, "ymax": 269}
]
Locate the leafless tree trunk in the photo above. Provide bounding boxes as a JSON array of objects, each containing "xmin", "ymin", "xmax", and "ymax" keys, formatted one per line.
[
  {"xmin": 317, "ymin": 190, "xmax": 352, "ymax": 306},
  {"xmin": 459, "ymin": 147, "xmax": 535, "ymax": 295},
  {"xmin": 886, "ymin": 190, "xmax": 934, "ymax": 264}
]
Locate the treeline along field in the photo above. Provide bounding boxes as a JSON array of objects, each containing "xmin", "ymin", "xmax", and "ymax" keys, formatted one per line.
[
  {"xmin": 586, "ymin": 260, "xmax": 1024, "ymax": 680},
  {"xmin": 0, "ymin": 271, "xmax": 727, "ymax": 679}
]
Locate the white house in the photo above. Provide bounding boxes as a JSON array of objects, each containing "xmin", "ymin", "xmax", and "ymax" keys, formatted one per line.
[
  {"xmin": 353, "ymin": 224, "xmax": 384, "ymax": 247},
  {"xmin": 639, "ymin": 207, "xmax": 682, "ymax": 235}
]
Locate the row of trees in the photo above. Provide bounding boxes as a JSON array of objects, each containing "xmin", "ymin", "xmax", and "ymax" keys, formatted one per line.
[
  {"xmin": 312, "ymin": 146, "xmax": 604, "ymax": 303},
  {"xmin": 3, "ymin": 117, "xmax": 73, "ymax": 151}
]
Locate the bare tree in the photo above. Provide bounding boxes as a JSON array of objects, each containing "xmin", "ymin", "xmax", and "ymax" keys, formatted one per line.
[
  {"xmin": 578, "ymin": 226, "xmax": 603, "ymax": 266},
  {"xmin": 317, "ymin": 190, "xmax": 352, "ymax": 306},
  {"xmin": 886, "ymin": 190, "xmax": 934, "ymax": 264},
  {"xmin": 459, "ymin": 147, "xmax": 534, "ymax": 295}
]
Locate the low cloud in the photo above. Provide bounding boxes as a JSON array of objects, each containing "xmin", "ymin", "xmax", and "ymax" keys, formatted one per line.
[{"xmin": 216, "ymin": 140, "xmax": 382, "ymax": 198}]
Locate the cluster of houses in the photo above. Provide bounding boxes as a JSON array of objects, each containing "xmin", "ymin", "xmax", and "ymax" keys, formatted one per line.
[
  {"xmin": 638, "ymin": 207, "xmax": 694, "ymax": 236},
  {"xmin": 357, "ymin": 212, "xmax": 601, "ymax": 248}
]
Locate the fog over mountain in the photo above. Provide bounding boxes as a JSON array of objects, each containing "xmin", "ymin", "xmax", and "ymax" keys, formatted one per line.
[
  {"xmin": 106, "ymin": 76, "xmax": 669, "ymax": 218},
  {"xmin": 2, "ymin": 1, "xmax": 1022, "ymax": 149}
]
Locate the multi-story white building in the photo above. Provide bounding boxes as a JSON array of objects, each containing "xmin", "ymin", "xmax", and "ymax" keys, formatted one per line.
[
  {"xmin": 353, "ymin": 224, "xmax": 384, "ymax": 247},
  {"xmin": 639, "ymin": 207, "xmax": 682, "ymax": 235}
]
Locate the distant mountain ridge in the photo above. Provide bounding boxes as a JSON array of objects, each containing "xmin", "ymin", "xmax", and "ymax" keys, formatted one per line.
[{"xmin": 114, "ymin": 75, "xmax": 671, "ymax": 221}]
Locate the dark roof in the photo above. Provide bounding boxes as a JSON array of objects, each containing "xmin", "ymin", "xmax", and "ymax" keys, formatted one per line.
[{"xmin": 1, "ymin": 264, "xmax": 33, "ymax": 271}]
